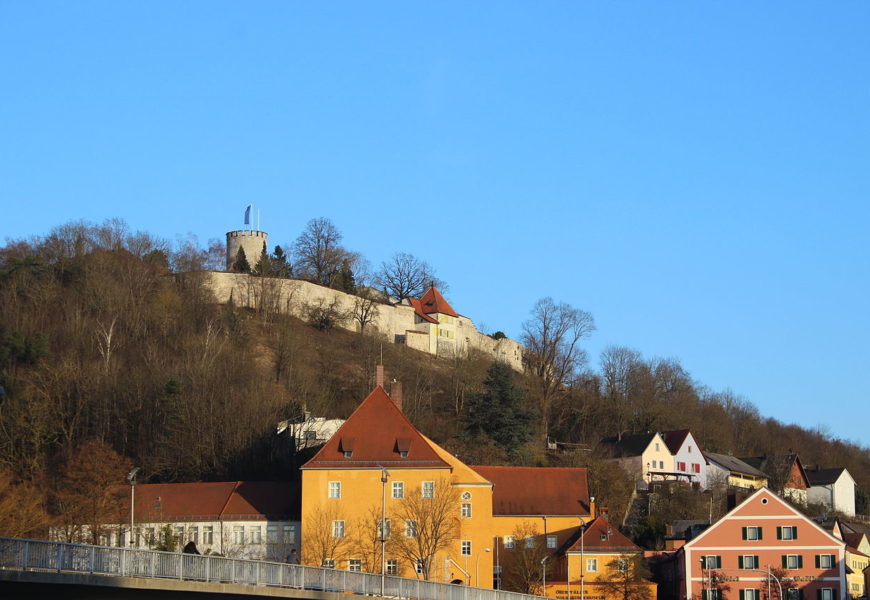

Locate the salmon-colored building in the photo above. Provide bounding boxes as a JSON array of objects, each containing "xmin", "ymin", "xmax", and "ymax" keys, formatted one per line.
[{"xmin": 673, "ymin": 488, "xmax": 846, "ymax": 600}]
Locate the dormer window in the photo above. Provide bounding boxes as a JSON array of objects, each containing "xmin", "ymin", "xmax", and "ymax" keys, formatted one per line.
[
  {"xmin": 395, "ymin": 437, "xmax": 411, "ymax": 459},
  {"xmin": 339, "ymin": 437, "xmax": 356, "ymax": 459}
]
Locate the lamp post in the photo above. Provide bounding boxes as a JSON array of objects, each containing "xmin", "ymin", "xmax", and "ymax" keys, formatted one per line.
[
  {"xmin": 541, "ymin": 556, "xmax": 549, "ymax": 596},
  {"xmin": 380, "ymin": 467, "xmax": 390, "ymax": 596},
  {"xmin": 578, "ymin": 516, "xmax": 587, "ymax": 600},
  {"xmin": 126, "ymin": 467, "xmax": 139, "ymax": 548},
  {"xmin": 475, "ymin": 547, "xmax": 491, "ymax": 587},
  {"xmin": 494, "ymin": 536, "xmax": 501, "ymax": 590}
]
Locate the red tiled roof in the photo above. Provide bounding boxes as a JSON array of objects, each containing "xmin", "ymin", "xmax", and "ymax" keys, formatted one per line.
[
  {"xmin": 470, "ymin": 466, "xmax": 591, "ymax": 516},
  {"xmin": 419, "ymin": 287, "xmax": 458, "ymax": 318},
  {"xmin": 565, "ymin": 517, "xmax": 641, "ymax": 553},
  {"xmin": 302, "ymin": 386, "xmax": 450, "ymax": 470},
  {"xmin": 125, "ymin": 481, "xmax": 299, "ymax": 522},
  {"xmin": 408, "ymin": 297, "xmax": 438, "ymax": 323}
]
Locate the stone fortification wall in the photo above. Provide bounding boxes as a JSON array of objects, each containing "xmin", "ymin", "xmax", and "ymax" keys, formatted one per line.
[{"xmin": 202, "ymin": 272, "xmax": 524, "ymax": 371}]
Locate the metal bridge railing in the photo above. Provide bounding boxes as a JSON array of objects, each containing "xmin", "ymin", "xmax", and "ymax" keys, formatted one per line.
[{"xmin": 0, "ymin": 538, "xmax": 540, "ymax": 600}]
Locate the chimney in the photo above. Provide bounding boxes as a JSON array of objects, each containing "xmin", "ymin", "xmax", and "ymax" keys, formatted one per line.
[
  {"xmin": 376, "ymin": 365, "xmax": 384, "ymax": 388},
  {"xmin": 391, "ymin": 380, "xmax": 403, "ymax": 412}
]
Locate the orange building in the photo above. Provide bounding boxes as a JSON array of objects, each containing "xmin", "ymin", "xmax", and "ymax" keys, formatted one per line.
[
  {"xmin": 672, "ymin": 488, "xmax": 846, "ymax": 600},
  {"xmin": 300, "ymin": 384, "xmax": 592, "ymax": 589}
]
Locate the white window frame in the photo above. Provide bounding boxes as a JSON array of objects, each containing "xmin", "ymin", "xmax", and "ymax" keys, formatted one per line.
[
  {"xmin": 745, "ymin": 526, "xmax": 762, "ymax": 541},
  {"xmin": 524, "ymin": 536, "xmax": 535, "ymax": 549},
  {"xmin": 461, "ymin": 503, "xmax": 472, "ymax": 518},
  {"xmin": 250, "ymin": 525, "xmax": 262, "ymax": 544},
  {"xmin": 503, "ymin": 536, "xmax": 515, "ymax": 549},
  {"xmin": 416, "ymin": 558, "xmax": 426, "ymax": 575},
  {"xmin": 818, "ymin": 554, "xmax": 835, "ymax": 569},
  {"xmin": 461, "ymin": 540, "xmax": 472, "ymax": 556},
  {"xmin": 784, "ymin": 554, "xmax": 801, "ymax": 569},
  {"xmin": 348, "ymin": 558, "xmax": 362, "ymax": 572},
  {"xmin": 203, "ymin": 526, "xmax": 213, "ymax": 544},
  {"xmin": 547, "ymin": 535, "xmax": 557, "ymax": 549},
  {"xmin": 586, "ymin": 558, "xmax": 598, "ymax": 572},
  {"xmin": 332, "ymin": 520, "xmax": 345, "ymax": 539},
  {"xmin": 328, "ymin": 481, "xmax": 341, "ymax": 499},
  {"xmin": 392, "ymin": 481, "xmax": 404, "ymax": 499},
  {"xmin": 819, "ymin": 589, "xmax": 835, "ymax": 600},
  {"xmin": 422, "ymin": 481, "xmax": 435, "ymax": 498},
  {"xmin": 322, "ymin": 559, "xmax": 335, "ymax": 568},
  {"xmin": 404, "ymin": 520, "xmax": 417, "ymax": 538},
  {"xmin": 386, "ymin": 559, "xmax": 398, "ymax": 575}
]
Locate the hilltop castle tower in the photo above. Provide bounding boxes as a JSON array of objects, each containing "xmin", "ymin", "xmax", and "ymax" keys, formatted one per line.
[{"xmin": 226, "ymin": 229, "xmax": 268, "ymax": 271}]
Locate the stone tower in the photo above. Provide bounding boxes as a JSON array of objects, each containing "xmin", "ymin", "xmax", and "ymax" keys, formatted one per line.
[{"xmin": 226, "ymin": 229, "xmax": 268, "ymax": 271}]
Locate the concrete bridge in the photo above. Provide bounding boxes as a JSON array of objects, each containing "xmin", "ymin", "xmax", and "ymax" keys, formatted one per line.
[{"xmin": 0, "ymin": 538, "xmax": 535, "ymax": 600}]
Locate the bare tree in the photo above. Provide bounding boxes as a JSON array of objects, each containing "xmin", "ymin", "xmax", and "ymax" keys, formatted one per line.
[
  {"xmin": 600, "ymin": 554, "xmax": 653, "ymax": 600},
  {"xmin": 501, "ymin": 521, "xmax": 549, "ymax": 594},
  {"xmin": 293, "ymin": 218, "xmax": 359, "ymax": 288},
  {"xmin": 375, "ymin": 253, "xmax": 444, "ymax": 299},
  {"xmin": 352, "ymin": 289, "xmax": 381, "ymax": 333},
  {"xmin": 350, "ymin": 504, "xmax": 392, "ymax": 573},
  {"xmin": 521, "ymin": 298, "xmax": 595, "ymax": 437},
  {"xmin": 389, "ymin": 478, "xmax": 459, "ymax": 580},
  {"xmin": 304, "ymin": 504, "xmax": 351, "ymax": 566}
]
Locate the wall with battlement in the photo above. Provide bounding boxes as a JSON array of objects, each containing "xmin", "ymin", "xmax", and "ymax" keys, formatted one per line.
[{"xmin": 202, "ymin": 272, "xmax": 524, "ymax": 371}]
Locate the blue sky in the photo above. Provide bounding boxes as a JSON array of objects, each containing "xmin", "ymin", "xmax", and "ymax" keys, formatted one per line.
[{"xmin": 1, "ymin": 2, "xmax": 868, "ymax": 446}]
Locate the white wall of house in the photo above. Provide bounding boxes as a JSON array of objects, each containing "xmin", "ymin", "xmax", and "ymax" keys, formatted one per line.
[
  {"xmin": 808, "ymin": 472, "xmax": 857, "ymax": 517},
  {"xmin": 69, "ymin": 520, "xmax": 301, "ymax": 561},
  {"xmin": 670, "ymin": 432, "xmax": 707, "ymax": 488}
]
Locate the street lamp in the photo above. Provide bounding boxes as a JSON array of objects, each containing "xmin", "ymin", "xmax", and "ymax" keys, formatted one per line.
[
  {"xmin": 584, "ymin": 517, "xmax": 586, "ymax": 600},
  {"xmin": 126, "ymin": 467, "xmax": 139, "ymax": 548},
  {"xmin": 380, "ymin": 467, "xmax": 390, "ymax": 596},
  {"xmin": 541, "ymin": 555, "xmax": 549, "ymax": 596},
  {"xmin": 475, "ymin": 547, "xmax": 491, "ymax": 587}
]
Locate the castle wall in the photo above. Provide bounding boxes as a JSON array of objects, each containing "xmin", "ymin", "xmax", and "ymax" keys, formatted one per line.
[{"xmin": 201, "ymin": 272, "xmax": 524, "ymax": 371}]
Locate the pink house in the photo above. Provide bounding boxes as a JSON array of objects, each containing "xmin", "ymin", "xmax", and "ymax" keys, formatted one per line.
[{"xmin": 674, "ymin": 488, "xmax": 846, "ymax": 600}]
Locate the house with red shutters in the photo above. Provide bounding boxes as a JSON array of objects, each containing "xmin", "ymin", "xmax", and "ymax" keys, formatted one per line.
[
  {"xmin": 663, "ymin": 487, "xmax": 846, "ymax": 600},
  {"xmin": 662, "ymin": 430, "xmax": 709, "ymax": 489}
]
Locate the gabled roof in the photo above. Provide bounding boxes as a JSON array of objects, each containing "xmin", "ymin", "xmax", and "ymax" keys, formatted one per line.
[
  {"xmin": 302, "ymin": 386, "xmax": 450, "ymax": 470},
  {"xmin": 418, "ymin": 286, "xmax": 458, "ymax": 318},
  {"xmin": 705, "ymin": 452, "xmax": 767, "ymax": 478},
  {"xmin": 683, "ymin": 487, "xmax": 845, "ymax": 551},
  {"xmin": 740, "ymin": 454, "xmax": 810, "ymax": 488},
  {"xmin": 126, "ymin": 481, "xmax": 300, "ymax": 522},
  {"xmin": 806, "ymin": 467, "xmax": 850, "ymax": 486},
  {"xmin": 564, "ymin": 516, "xmax": 641, "ymax": 553},
  {"xmin": 470, "ymin": 465, "xmax": 591, "ymax": 516},
  {"xmin": 407, "ymin": 297, "xmax": 438, "ymax": 323},
  {"xmin": 603, "ymin": 432, "xmax": 659, "ymax": 458},
  {"xmin": 662, "ymin": 429, "xmax": 696, "ymax": 454}
]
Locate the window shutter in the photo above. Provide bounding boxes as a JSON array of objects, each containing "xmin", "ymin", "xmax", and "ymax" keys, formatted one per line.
[
  {"xmin": 777, "ymin": 527, "xmax": 783, "ymax": 540},
  {"xmin": 739, "ymin": 556, "xmax": 745, "ymax": 569},
  {"xmin": 815, "ymin": 555, "xmax": 820, "ymax": 568},
  {"xmin": 758, "ymin": 527, "xmax": 763, "ymax": 540},
  {"xmin": 798, "ymin": 555, "xmax": 803, "ymax": 568},
  {"xmin": 701, "ymin": 556, "xmax": 707, "ymax": 569},
  {"xmin": 792, "ymin": 526, "xmax": 798, "ymax": 540},
  {"xmin": 742, "ymin": 527, "xmax": 748, "ymax": 540},
  {"xmin": 740, "ymin": 590, "xmax": 746, "ymax": 600},
  {"xmin": 782, "ymin": 556, "xmax": 788, "ymax": 569},
  {"xmin": 816, "ymin": 589, "xmax": 821, "ymax": 600}
]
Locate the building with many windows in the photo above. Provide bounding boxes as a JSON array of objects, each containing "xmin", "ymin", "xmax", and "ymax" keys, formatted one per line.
[
  {"xmin": 300, "ymin": 384, "xmax": 593, "ymax": 588},
  {"xmin": 662, "ymin": 487, "xmax": 846, "ymax": 600},
  {"xmin": 66, "ymin": 481, "xmax": 301, "ymax": 560}
]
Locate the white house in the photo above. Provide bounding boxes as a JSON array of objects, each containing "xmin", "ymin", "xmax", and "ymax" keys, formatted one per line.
[
  {"xmin": 278, "ymin": 413, "xmax": 345, "ymax": 452},
  {"xmin": 807, "ymin": 467, "xmax": 857, "ymax": 517},
  {"xmin": 604, "ymin": 431, "xmax": 675, "ymax": 486},
  {"xmin": 86, "ymin": 481, "xmax": 300, "ymax": 560},
  {"xmin": 662, "ymin": 429, "xmax": 708, "ymax": 489}
]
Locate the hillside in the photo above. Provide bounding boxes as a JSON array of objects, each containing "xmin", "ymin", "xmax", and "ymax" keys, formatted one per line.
[{"xmin": 0, "ymin": 222, "xmax": 868, "ymax": 528}]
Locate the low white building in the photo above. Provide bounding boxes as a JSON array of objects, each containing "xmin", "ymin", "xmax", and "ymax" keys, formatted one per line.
[
  {"xmin": 89, "ymin": 481, "xmax": 300, "ymax": 560},
  {"xmin": 807, "ymin": 467, "xmax": 857, "ymax": 517}
]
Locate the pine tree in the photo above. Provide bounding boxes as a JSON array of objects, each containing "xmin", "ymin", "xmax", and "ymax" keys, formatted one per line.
[
  {"xmin": 253, "ymin": 241, "xmax": 272, "ymax": 276},
  {"xmin": 464, "ymin": 361, "xmax": 533, "ymax": 455},
  {"xmin": 271, "ymin": 245, "xmax": 292, "ymax": 278},
  {"xmin": 233, "ymin": 247, "xmax": 251, "ymax": 273}
]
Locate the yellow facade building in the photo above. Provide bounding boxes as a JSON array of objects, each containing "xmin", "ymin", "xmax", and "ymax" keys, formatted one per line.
[{"xmin": 300, "ymin": 385, "xmax": 593, "ymax": 590}]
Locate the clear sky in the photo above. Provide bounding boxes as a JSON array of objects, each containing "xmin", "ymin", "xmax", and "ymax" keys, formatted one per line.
[{"xmin": 1, "ymin": 2, "xmax": 868, "ymax": 446}]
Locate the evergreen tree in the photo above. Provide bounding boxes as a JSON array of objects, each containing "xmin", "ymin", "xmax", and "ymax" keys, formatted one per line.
[
  {"xmin": 252, "ymin": 241, "xmax": 272, "ymax": 276},
  {"xmin": 464, "ymin": 361, "xmax": 533, "ymax": 455},
  {"xmin": 271, "ymin": 245, "xmax": 292, "ymax": 278},
  {"xmin": 233, "ymin": 247, "xmax": 251, "ymax": 273}
]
